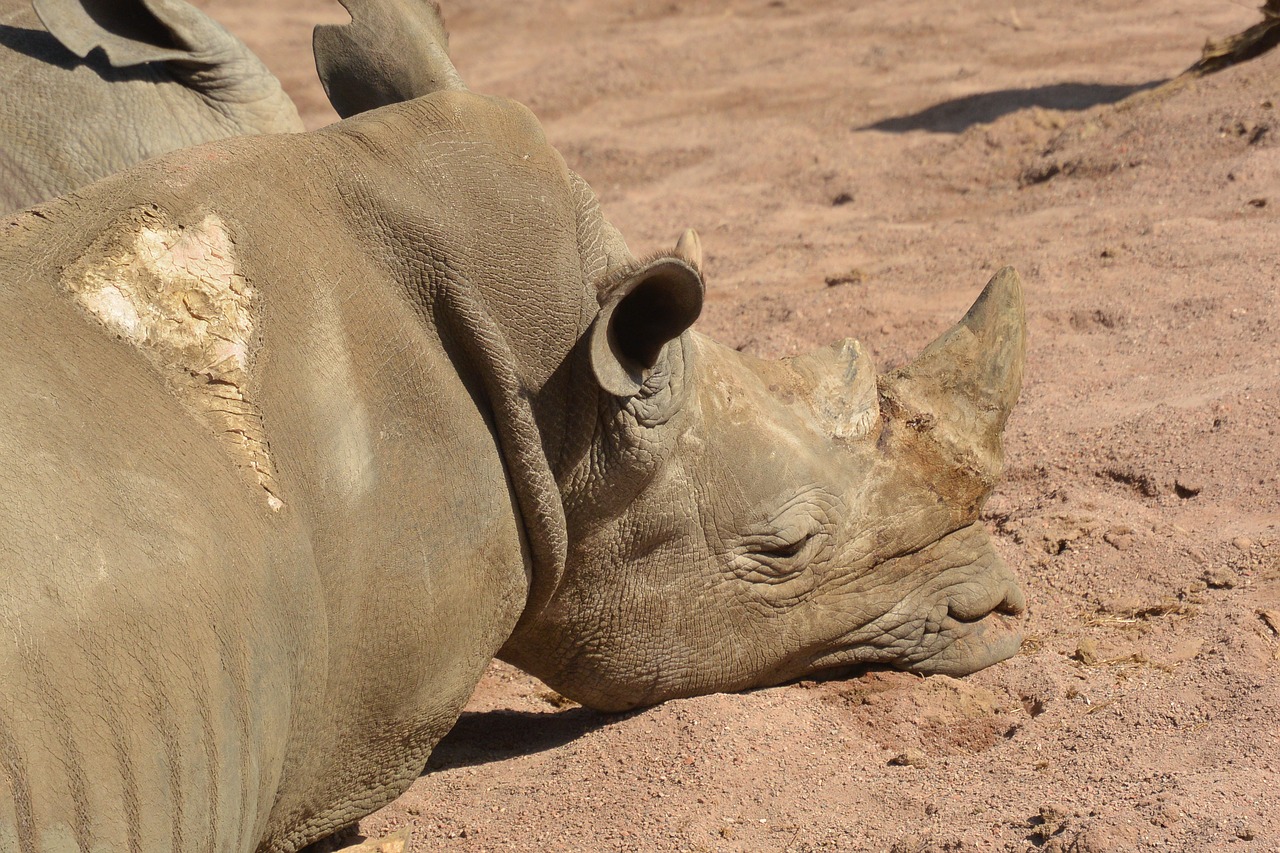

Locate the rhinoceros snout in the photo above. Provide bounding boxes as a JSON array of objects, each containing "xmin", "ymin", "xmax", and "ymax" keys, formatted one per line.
[
  {"xmin": 906, "ymin": 608, "xmax": 1025, "ymax": 677},
  {"xmin": 879, "ymin": 522, "xmax": 1027, "ymax": 677},
  {"xmin": 945, "ymin": 574, "xmax": 1026, "ymax": 624}
]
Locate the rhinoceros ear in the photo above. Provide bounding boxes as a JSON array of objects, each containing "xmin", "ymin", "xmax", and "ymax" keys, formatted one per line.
[
  {"xmin": 314, "ymin": 0, "xmax": 465, "ymax": 118},
  {"xmin": 33, "ymin": 0, "xmax": 229, "ymax": 67},
  {"xmin": 590, "ymin": 257, "xmax": 703, "ymax": 398}
]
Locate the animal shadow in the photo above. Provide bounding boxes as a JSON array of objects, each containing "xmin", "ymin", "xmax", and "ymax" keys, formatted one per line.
[
  {"xmin": 0, "ymin": 23, "xmax": 156, "ymax": 80},
  {"xmin": 424, "ymin": 706, "xmax": 623, "ymax": 773},
  {"xmin": 863, "ymin": 81, "xmax": 1163, "ymax": 133}
]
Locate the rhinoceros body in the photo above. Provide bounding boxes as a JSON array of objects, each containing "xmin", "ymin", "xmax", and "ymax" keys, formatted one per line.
[
  {"xmin": 0, "ymin": 5, "xmax": 1027, "ymax": 852},
  {"xmin": 0, "ymin": 0, "xmax": 303, "ymax": 213}
]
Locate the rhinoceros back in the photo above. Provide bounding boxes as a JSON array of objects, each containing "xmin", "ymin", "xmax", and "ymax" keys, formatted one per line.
[{"xmin": 0, "ymin": 233, "xmax": 318, "ymax": 852}]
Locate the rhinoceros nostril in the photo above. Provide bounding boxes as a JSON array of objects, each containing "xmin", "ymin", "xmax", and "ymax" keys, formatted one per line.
[
  {"xmin": 998, "ymin": 584, "xmax": 1027, "ymax": 616},
  {"xmin": 946, "ymin": 582, "xmax": 1026, "ymax": 623}
]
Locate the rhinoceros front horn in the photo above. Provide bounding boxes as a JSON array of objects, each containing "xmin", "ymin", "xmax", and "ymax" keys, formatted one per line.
[{"xmin": 879, "ymin": 267, "xmax": 1026, "ymax": 496}]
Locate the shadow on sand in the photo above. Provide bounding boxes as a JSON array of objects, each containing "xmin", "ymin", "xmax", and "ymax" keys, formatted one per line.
[
  {"xmin": 863, "ymin": 81, "xmax": 1163, "ymax": 133},
  {"xmin": 424, "ymin": 706, "xmax": 623, "ymax": 773}
]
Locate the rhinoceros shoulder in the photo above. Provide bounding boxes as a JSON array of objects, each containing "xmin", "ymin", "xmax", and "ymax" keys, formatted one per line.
[{"xmin": 60, "ymin": 204, "xmax": 282, "ymax": 510}]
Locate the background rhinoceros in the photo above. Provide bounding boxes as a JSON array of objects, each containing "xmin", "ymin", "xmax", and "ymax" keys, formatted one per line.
[
  {"xmin": 0, "ymin": 0, "xmax": 303, "ymax": 212},
  {"xmin": 0, "ymin": 3, "xmax": 1026, "ymax": 851}
]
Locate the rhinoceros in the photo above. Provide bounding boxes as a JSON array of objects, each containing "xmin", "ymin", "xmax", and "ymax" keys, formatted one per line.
[
  {"xmin": 0, "ymin": 0, "xmax": 303, "ymax": 213},
  {"xmin": 0, "ymin": 2, "xmax": 1027, "ymax": 851}
]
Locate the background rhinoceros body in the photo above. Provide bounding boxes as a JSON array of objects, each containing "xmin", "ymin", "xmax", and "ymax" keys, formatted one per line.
[
  {"xmin": 0, "ymin": 6, "xmax": 1026, "ymax": 852},
  {"xmin": 0, "ymin": 0, "xmax": 302, "ymax": 213}
]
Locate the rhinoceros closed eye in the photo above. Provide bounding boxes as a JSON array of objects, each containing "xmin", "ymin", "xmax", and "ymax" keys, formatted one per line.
[{"xmin": 728, "ymin": 487, "xmax": 839, "ymax": 587}]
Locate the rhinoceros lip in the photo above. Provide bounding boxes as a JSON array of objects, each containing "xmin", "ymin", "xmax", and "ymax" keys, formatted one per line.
[
  {"xmin": 801, "ymin": 593, "xmax": 1025, "ymax": 681},
  {"xmin": 900, "ymin": 606, "xmax": 1025, "ymax": 676}
]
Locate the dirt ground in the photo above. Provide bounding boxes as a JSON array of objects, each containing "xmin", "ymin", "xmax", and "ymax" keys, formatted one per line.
[{"xmin": 199, "ymin": 1, "xmax": 1278, "ymax": 849}]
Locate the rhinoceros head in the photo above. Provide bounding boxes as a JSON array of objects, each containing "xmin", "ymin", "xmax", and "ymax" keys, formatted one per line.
[
  {"xmin": 501, "ymin": 249, "xmax": 1027, "ymax": 712},
  {"xmin": 312, "ymin": 0, "xmax": 1027, "ymax": 713}
]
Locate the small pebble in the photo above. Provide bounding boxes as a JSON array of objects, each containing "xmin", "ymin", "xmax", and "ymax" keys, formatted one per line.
[
  {"xmin": 1173, "ymin": 478, "xmax": 1202, "ymax": 498},
  {"xmin": 888, "ymin": 749, "xmax": 928, "ymax": 768},
  {"xmin": 824, "ymin": 269, "xmax": 865, "ymax": 287},
  {"xmin": 1203, "ymin": 567, "xmax": 1237, "ymax": 589},
  {"xmin": 1073, "ymin": 638, "xmax": 1099, "ymax": 665},
  {"xmin": 1233, "ymin": 536, "xmax": 1254, "ymax": 551},
  {"xmin": 1258, "ymin": 610, "xmax": 1280, "ymax": 636},
  {"xmin": 1104, "ymin": 532, "xmax": 1134, "ymax": 551}
]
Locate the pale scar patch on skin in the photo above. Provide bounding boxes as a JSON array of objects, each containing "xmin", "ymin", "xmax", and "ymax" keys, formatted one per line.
[
  {"xmin": 64, "ymin": 205, "xmax": 283, "ymax": 511},
  {"xmin": 814, "ymin": 339, "xmax": 878, "ymax": 441}
]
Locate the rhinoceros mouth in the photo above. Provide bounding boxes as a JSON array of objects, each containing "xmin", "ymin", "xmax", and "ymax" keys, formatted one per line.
[
  {"xmin": 899, "ymin": 601, "xmax": 1025, "ymax": 677},
  {"xmin": 799, "ymin": 525, "xmax": 1026, "ymax": 680},
  {"xmin": 802, "ymin": 601, "xmax": 1024, "ymax": 681}
]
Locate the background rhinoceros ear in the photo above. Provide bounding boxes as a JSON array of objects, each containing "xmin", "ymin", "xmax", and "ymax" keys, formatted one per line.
[
  {"xmin": 33, "ymin": 0, "xmax": 228, "ymax": 67},
  {"xmin": 314, "ymin": 0, "xmax": 465, "ymax": 119},
  {"xmin": 590, "ymin": 257, "xmax": 703, "ymax": 398}
]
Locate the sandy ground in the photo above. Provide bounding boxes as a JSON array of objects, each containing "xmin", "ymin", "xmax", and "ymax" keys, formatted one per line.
[{"xmin": 198, "ymin": 1, "xmax": 1279, "ymax": 849}]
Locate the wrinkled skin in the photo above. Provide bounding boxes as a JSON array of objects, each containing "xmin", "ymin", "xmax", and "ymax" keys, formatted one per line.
[
  {"xmin": 0, "ymin": 0, "xmax": 301, "ymax": 212},
  {"xmin": 502, "ymin": 280, "xmax": 1027, "ymax": 711},
  {"xmin": 0, "ymin": 2, "xmax": 1027, "ymax": 851}
]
